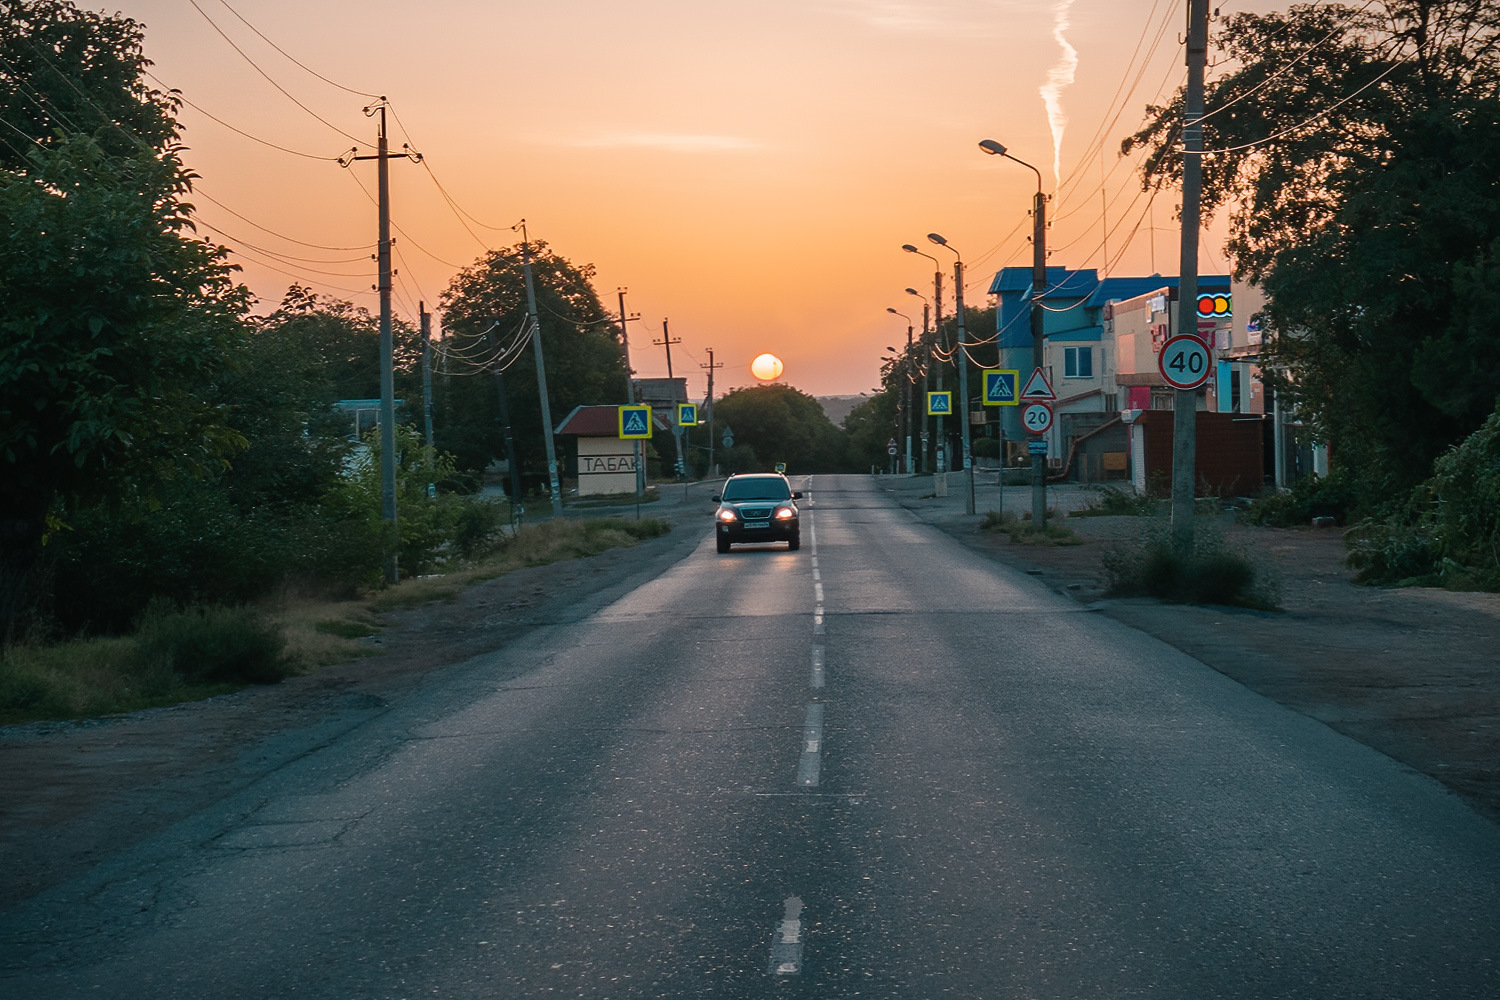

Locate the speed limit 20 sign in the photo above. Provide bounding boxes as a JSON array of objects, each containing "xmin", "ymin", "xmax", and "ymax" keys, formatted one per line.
[
  {"xmin": 1158, "ymin": 334, "xmax": 1211, "ymax": 390},
  {"xmin": 1021, "ymin": 401, "xmax": 1053, "ymax": 435}
]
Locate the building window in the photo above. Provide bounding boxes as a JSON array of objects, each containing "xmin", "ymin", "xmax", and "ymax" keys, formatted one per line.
[{"xmin": 1064, "ymin": 346, "xmax": 1093, "ymax": 378}]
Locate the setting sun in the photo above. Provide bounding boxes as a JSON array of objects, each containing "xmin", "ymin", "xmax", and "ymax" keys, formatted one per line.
[{"xmin": 750, "ymin": 353, "xmax": 784, "ymax": 381}]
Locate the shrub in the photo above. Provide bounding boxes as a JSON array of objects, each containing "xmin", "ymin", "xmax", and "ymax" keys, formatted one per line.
[
  {"xmin": 1243, "ymin": 466, "xmax": 1359, "ymax": 527},
  {"xmin": 971, "ymin": 437, "xmax": 1001, "ymax": 459},
  {"xmin": 132, "ymin": 601, "xmax": 292, "ymax": 685},
  {"xmin": 1072, "ymin": 484, "xmax": 1158, "ymax": 517},
  {"xmin": 1104, "ymin": 524, "xmax": 1279, "ymax": 609},
  {"xmin": 981, "ymin": 510, "xmax": 1082, "ymax": 545}
]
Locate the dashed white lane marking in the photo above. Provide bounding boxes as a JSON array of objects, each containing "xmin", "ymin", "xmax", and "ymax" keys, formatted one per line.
[
  {"xmin": 814, "ymin": 582, "xmax": 824, "ymax": 604},
  {"xmin": 769, "ymin": 896, "xmax": 805, "ymax": 975},
  {"xmin": 810, "ymin": 647, "xmax": 825, "ymax": 689},
  {"xmin": 796, "ymin": 704, "xmax": 824, "ymax": 787}
]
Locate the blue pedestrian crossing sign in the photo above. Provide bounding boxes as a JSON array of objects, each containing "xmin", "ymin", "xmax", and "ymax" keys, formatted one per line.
[
  {"xmin": 618, "ymin": 404, "xmax": 652, "ymax": 439},
  {"xmin": 983, "ymin": 369, "xmax": 1020, "ymax": 406},
  {"xmin": 927, "ymin": 391, "xmax": 953, "ymax": 416},
  {"xmin": 677, "ymin": 403, "xmax": 698, "ymax": 426}
]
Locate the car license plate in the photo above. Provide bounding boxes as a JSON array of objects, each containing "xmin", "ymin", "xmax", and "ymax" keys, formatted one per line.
[{"xmin": 744, "ymin": 520, "xmax": 770, "ymax": 529}]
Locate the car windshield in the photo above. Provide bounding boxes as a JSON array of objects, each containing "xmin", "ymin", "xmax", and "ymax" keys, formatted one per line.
[{"xmin": 722, "ymin": 479, "xmax": 790, "ymax": 502}]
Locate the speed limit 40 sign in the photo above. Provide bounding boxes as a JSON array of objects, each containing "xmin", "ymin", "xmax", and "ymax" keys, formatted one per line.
[
  {"xmin": 1158, "ymin": 334, "xmax": 1211, "ymax": 390},
  {"xmin": 1021, "ymin": 401, "xmax": 1053, "ymax": 435}
]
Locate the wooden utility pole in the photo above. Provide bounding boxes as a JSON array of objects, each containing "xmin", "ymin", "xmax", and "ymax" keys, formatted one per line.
[
  {"xmin": 516, "ymin": 221, "xmax": 563, "ymax": 518},
  {"xmin": 420, "ymin": 302, "xmax": 434, "ymax": 493},
  {"xmin": 702, "ymin": 348, "xmax": 723, "ymax": 475},
  {"xmin": 345, "ymin": 99, "xmax": 420, "ymax": 584},
  {"xmin": 654, "ymin": 319, "xmax": 681, "ymax": 379},
  {"xmin": 617, "ymin": 290, "xmax": 644, "ymax": 496},
  {"xmin": 1173, "ymin": 0, "xmax": 1210, "ymax": 553}
]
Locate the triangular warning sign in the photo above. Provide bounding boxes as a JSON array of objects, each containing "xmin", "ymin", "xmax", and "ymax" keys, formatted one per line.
[{"xmin": 1019, "ymin": 367, "xmax": 1056, "ymax": 401}]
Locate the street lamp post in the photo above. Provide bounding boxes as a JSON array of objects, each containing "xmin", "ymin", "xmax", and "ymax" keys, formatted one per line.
[
  {"xmin": 979, "ymin": 139, "xmax": 1048, "ymax": 527},
  {"xmin": 928, "ymin": 233, "xmax": 975, "ymax": 515},
  {"xmin": 886, "ymin": 308, "xmax": 915, "ymax": 474},
  {"xmin": 905, "ymin": 288, "xmax": 930, "ymax": 474},
  {"xmin": 902, "ymin": 244, "xmax": 946, "ymax": 477}
]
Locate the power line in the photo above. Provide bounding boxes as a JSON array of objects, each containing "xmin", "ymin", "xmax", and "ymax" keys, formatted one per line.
[
  {"xmin": 191, "ymin": 188, "xmax": 375, "ymax": 251},
  {"xmin": 186, "ymin": 0, "xmax": 364, "ymax": 143},
  {"xmin": 210, "ymin": 0, "xmax": 379, "ymax": 99},
  {"xmin": 143, "ymin": 70, "xmax": 342, "ymax": 160}
]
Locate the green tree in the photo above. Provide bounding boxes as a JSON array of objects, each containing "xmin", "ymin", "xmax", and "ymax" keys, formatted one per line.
[
  {"xmin": 0, "ymin": 1, "xmax": 178, "ymax": 171},
  {"xmin": 1123, "ymin": 0, "xmax": 1500, "ymax": 501},
  {"xmin": 437, "ymin": 241, "xmax": 628, "ymax": 491},
  {"xmin": 713, "ymin": 384, "xmax": 848, "ymax": 474},
  {"xmin": 843, "ymin": 391, "xmax": 899, "ymax": 471},
  {"xmin": 1, "ymin": 2, "xmax": 248, "ymax": 637}
]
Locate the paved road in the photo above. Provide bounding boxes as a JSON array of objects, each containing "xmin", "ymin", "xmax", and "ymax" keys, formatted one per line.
[{"xmin": 3, "ymin": 475, "xmax": 1497, "ymax": 997}]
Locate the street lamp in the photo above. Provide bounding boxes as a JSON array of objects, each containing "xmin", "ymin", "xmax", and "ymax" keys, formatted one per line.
[
  {"xmin": 902, "ymin": 244, "xmax": 946, "ymax": 476},
  {"xmin": 886, "ymin": 308, "xmax": 915, "ymax": 474},
  {"xmin": 980, "ymin": 138, "xmax": 1048, "ymax": 527},
  {"xmin": 928, "ymin": 233, "xmax": 975, "ymax": 514}
]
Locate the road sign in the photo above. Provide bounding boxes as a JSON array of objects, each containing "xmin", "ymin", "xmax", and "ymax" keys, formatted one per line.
[
  {"xmin": 775, "ymin": 462, "xmax": 787, "ymax": 475},
  {"xmin": 982, "ymin": 369, "xmax": 1020, "ymax": 406},
  {"xmin": 887, "ymin": 444, "xmax": 898, "ymax": 456},
  {"xmin": 677, "ymin": 403, "xmax": 698, "ymax": 426},
  {"xmin": 927, "ymin": 391, "xmax": 953, "ymax": 416},
  {"xmin": 1021, "ymin": 401, "xmax": 1054, "ymax": 435},
  {"xmin": 1028, "ymin": 439, "xmax": 1048, "ymax": 455},
  {"xmin": 722, "ymin": 426, "xmax": 734, "ymax": 448},
  {"xmin": 1158, "ymin": 334, "xmax": 1212, "ymax": 390},
  {"xmin": 618, "ymin": 404, "xmax": 652, "ymax": 439},
  {"xmin": 1020, "ymin": 367, "xmax": 1056, "ymax": 401}
]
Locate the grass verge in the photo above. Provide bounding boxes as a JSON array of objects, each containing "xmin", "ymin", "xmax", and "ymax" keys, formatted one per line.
[
  {"xmin": 1102, "ymin": 521, "xmax": 1280, "ymax": 609},
  {"xmin": 980, "ymin": 509, "xmax": 1083, "ymax": 545},
  {"xmin": 2, "ymin": 516, "xmax": 672, "ymax": 726}
]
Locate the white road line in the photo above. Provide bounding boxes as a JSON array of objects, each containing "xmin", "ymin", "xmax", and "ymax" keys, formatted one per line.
[
  {"xmin": 814, "ymin": 582, "xmax": 824, "ymax": 604},
  {"xmin": 768, "ymin": 896, "xmax": 805, "ymax": 976},
  {"xmin": 796, "ymin": 704, "xmax": 824, "ymax": 787},
  {"xmin": 810, "ymin": 647, "xmax": 825, "ymax": 689}
]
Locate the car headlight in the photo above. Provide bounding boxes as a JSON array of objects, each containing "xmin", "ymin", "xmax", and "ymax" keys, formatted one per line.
[
  {"xmin": 717, "ymin": 508, "xmax": 738, "ymax": 522},
  {"xmin": 775, "ymin": 506, "xmax": 796, "ymax": 520}
]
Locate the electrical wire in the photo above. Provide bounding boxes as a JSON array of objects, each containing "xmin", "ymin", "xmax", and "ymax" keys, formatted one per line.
[
  {"xmin": 186, "ymin": 0, "xmax": 364, "ymax": 143},
  {"xmin": 142, "ymin": 70, "xmax": 342, "ymax": 160},
  {"xmin": 1199, "ymin": 60, "xmax": 1405, "ymax": 154},
  {"xmin": 343, "ymin": 168, "xmax": 469, "ymax": 268},
  {"xmin": 210, "ymin": 0, "xmax": 379, "ymax": 99},
  {"xmin": 191, "ymin": 189, "xmax": 375, "ymax": 251}
]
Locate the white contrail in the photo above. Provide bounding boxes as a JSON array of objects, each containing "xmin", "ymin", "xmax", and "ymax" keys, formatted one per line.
[{"xmin": 1039, "ymin": 0, "xmax": 1078, "ymax": 188}]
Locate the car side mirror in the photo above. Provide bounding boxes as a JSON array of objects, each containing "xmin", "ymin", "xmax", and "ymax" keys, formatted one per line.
[
  {"xmin": 792, "ymin": 491, "xmax": 803, "ymax": 499},
  {"xmin": 711, "ymin": 494, "xmax": 722, "ymax": 503}
]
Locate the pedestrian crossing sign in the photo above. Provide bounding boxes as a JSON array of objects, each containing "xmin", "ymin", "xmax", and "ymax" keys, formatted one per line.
[
  {"xmin": 677, "ymin": 403, "xmax": 698, "ymax": 426},
  {"xmin": 983, "ymin": 369, "xmax": 1020, "ymax": 406},
  {"xmin": 927, "ymin": 391, "xmax": 953, "ymax": 416},
  {"xmin": 618, "ymin": 405, "xmax": 652, "ymax": 439}
]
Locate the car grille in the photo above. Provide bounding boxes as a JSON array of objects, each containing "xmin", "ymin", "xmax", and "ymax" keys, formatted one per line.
[{"xmin": 741, "ymin": 506, "xmax": 774, "ymax": 519}]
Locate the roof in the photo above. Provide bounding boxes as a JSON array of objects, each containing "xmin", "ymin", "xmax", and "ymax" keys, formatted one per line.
[
  {"xmin": 632, "ymin": 377, "xmax": 688, "ymax": 404},
  {"xmin": 989, "ymin": 267, "xmax": 1231, "ymax": 303},
  {"xmin": 554, "ymin": 404, "xmax": 669, "ymax": 437}
]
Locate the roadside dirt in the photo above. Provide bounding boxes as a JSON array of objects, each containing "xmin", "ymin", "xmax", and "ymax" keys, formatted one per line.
[{"xmin": 4, "ymin": 486, "xmax": 1499, "ymax": 911}]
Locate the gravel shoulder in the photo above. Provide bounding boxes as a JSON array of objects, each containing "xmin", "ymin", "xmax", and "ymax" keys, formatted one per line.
[{"xmin": 4, "ymin": 475, "xmax": 1498, "ymax": 910}]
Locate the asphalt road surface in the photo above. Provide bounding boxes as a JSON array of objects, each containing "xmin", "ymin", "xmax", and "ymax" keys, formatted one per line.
[{"xmin": 4, "ymin": 475, "xmax": 1497, "ymax": 998}]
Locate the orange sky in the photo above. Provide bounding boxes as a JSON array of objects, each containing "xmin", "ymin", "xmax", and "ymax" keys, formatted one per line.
[{"xmin": 115, "ymin": 0, "xmax": 1281, "ymax": 398}]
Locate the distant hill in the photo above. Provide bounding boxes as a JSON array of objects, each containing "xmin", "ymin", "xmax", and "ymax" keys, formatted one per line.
[{"xmin": 817, "ymin": 395, "xmax": 865, "ymax": 429}]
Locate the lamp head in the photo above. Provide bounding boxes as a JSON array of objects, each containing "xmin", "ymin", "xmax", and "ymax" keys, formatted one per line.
[
  {"xmin": 979, "ymin": 139, "xmax": 1007, "ymax": 156},
  {"xmin": 905, "ymin": 287, "xmax": 921, "ymax": 297},
  {"xmin": 886, "ymin": 307, "xmax": 898, "ymax": 315},
  {"xmin": 901, "ymin": 244, "xmax": 919, "ymax": 253},
  {"xmin": 927, "ymin": 233, "xmax": 948, "ymax": 247},
  {"xmin": 886, "ymin": 346, "xmax": 898, "ymax": 352}
]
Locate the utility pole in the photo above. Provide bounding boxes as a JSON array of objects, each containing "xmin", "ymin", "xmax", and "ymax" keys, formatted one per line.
[
  {"xmin": 485, "ymin": 320, "xmax": 524, "ymax": 524},
  {"xmin": 933, "ymin": 268, "xmax": 946, "ymax": 474},
  {"xmin": 656, "ymin": 319, "xmax": 685, "ymax": 479},
  {"xmin": 617, "ymin": 289, "xmax": 645, "ymax": 496},
  {"xmin": 654, "ymin": 318, "xmax": 681, "ymax": 379},
  {"xmin": 516, "ymin": 221, "xmax": 563, "ymax": 518},
  {"xmin": 420, "ymin": 302, "xmax": 434, "ymax": 494},
  {"xmin": 919, "ymin": 301, "xmax": 931, "ymax": 473},
  {"xmin": 344, "ymin": 99, "xmax": 420, "ymax": 585},
  {"xmin": 1173, "ymin": 0, "xmax": 1210, "ymax": 553},
  {"xmin": 1030, "ymin": 181, "xmax": 1048, "ymax": 527},
  {"xmin": 702, "ymin": 348, "xmax": 723, "ymax": 476}
]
